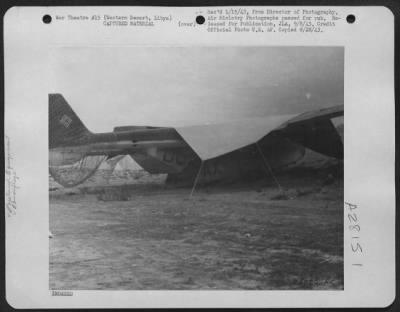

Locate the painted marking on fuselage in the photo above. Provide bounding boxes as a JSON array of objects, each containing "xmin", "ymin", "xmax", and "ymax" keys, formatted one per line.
[{"xmin": 60, "ymin": 114, "xmax": 72, "ymax": 128}]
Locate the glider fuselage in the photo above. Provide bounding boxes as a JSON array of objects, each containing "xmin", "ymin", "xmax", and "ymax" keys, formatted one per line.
[
  {"xmin": 49, "ymin": 127, "xmax": 190, "ymax": 166},
  {"xmin": 49, "ymin": 93, "xmax": 343, "ymax": 187}
]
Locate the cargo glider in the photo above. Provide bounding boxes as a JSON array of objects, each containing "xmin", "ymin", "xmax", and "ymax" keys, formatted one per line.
[{"xmin": 49, "ymin": 94, "xmax": 343, "ymax": 188}]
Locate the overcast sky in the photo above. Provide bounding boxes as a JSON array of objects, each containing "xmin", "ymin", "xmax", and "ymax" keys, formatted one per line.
[{"xmin": 51, "ymin": 46, "xmax": 343, "ymax": 132}]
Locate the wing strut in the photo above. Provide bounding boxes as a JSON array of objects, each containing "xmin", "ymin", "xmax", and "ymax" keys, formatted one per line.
[
  {"xmin": 255, "ymin": 143, "xmax": 283, "ymax": 192},
  {"xmin": 190, "ymin": 161, "xmax": 204, "ymax": 197}
]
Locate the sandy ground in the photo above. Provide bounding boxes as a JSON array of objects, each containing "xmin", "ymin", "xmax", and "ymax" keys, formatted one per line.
[{"xmin": 49, "ymin": 170, "xmax": 343, "ymax": 290}]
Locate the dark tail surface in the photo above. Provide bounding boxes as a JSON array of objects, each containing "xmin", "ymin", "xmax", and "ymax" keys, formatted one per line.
[{"xmin": 49, "ymin": 94, "xmax": 93, "ymax": 149}]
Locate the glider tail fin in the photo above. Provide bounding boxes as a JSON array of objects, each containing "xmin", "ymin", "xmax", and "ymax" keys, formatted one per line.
[{"xmin": 49, "ymin": 94, "xmax": 93, "ymax": 148}]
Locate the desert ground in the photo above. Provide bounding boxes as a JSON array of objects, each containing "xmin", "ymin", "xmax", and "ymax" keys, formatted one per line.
[{"xmin": 49, "ymin": 163, "xmax": 343, "ymax": 290}]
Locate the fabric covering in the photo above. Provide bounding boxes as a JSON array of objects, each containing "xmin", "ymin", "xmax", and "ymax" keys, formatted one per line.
[{"xmin": 176, "ymin": 115, "xmax": 295, "ymax": 160}]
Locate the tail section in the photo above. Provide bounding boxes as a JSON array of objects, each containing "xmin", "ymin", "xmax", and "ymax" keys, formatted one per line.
[{"xmin": 49, "ymin": 94, "xmax": 93, "ymax": 148}]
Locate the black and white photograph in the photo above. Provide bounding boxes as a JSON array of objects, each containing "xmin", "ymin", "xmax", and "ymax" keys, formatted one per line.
[
  {"xmin": 4, "ymin": 5, "xmax": 396, "ymax": 308},
  {"xmin": 49, "ymin": 46, "xmax": 344, "ymax": 290}
]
